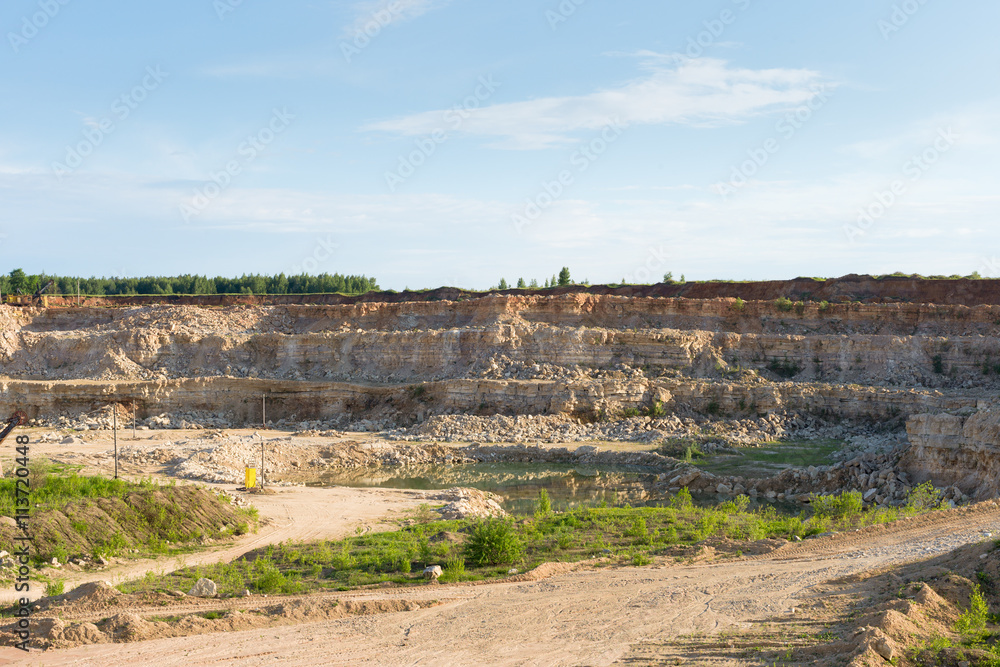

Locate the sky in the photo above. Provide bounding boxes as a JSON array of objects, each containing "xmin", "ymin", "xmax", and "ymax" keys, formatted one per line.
[{"xmin": 1, "ymin": 0, "xmax": 998, "ymax": 289}]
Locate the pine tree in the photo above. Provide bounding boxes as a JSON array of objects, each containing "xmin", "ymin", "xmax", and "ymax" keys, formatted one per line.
[
  {"xmin": 498, "ymin": 278, "xmax": 509, "ymax": 290},
  {"xmin": 517, "ymin": 278, "xmax": 526, "ymax": 288},
  {"xmin": 558, "ymin": 267, "xmax": 571, "ymax": 286}
]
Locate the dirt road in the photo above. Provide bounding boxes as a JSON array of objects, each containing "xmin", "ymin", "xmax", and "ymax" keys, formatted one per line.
[{"xmin": 3, "ymin": 503, "xmax": 997, "ymax": 666}]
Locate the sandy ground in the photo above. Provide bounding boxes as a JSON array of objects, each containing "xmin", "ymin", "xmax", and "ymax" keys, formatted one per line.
[
  {"xmin": 3, "ymin": 429, "xmax": 999, "ymax": 665},
  {"xmin": 1, "ymin": 503, "xmax": 997, "ymax": 665}
]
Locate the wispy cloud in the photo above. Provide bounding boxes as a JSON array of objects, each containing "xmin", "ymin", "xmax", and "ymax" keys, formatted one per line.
[
  {"xmin": 340, "ymin": 0, "xmax": 454, "ymax": 38},
  {"xmin": 363, "ymin": 54, "xmax": 830, "ymax": 149}
]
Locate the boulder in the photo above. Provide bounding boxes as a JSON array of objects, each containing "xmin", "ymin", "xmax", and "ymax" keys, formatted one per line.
[
  {"xmin": 188, "ymin": 578, "xmax": 218, "ymax": 597},
  {"xmin": 673, "ymin": 470, "xmax": 701, "ymax": 486},
  {"xmin": 873, "ymin": 637, "xmax": 894, "ymax": 660},
  {"xmin": 423, "ymin": 566, "xmax": 443, "ymax": 580}
]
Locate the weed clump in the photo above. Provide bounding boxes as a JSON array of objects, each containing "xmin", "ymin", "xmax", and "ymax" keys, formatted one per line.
[{"xmin": 465, "ymin": 518, "xmax": 524, "ymax": 566}]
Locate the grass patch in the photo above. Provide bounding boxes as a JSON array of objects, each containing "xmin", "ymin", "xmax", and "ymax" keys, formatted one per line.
[
  {"xmin": 120, "ymin": 485, "xmax": 943, "ymax": 597},
  {"xmin": 695, "ymin": 438, "xmax": 844, "ymax": 477},
  {"xmin": 0, "ymin": 461, "xmax": 258, "ymax": 566}
]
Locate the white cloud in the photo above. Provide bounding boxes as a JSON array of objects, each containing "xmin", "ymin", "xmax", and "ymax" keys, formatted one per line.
[{"xmin": 364, "ymin": 55, "xmax": 830, "ymax": 149}]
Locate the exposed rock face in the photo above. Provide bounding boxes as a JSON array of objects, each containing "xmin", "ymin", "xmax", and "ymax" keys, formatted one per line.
[
  {"xmin": 0, "ymin": 294, "xmax": 991, "ymax": 444},
  {"xmin": 902, "ymin": 405, "xmax": 1000, "ymax": 498},
  {"xmin": 3, "ymin": 297, "xmax": 1000, "ymax": 387}
]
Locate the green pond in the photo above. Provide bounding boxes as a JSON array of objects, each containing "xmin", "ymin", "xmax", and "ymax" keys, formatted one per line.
[
  {"xmin": 309, "ymin": 462, "xmax": 660, "ymax": 515},
  {"xmin": 306, "ymin": 461, "xmax": 799, "ymax": 515}
]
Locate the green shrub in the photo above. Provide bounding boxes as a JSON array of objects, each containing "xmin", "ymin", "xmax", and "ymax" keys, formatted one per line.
[
  {"xmin": 465, "ymin": 518, "xmax": 524, "ymax": 566},
  {"xmin": 439, "ymin": 557, "xmax": 465, "ymax": 583},
  {"xmin": 251, "ymin": 558, "xmax": 288, "ymax": 593},
  {"xmin": 45, "ymin": 580, "xmax": 65, "ymax": 597},
  {"xmin": 775, "ymin": 297, "xmax": 794, "ymax": 312},
  {"xmin": 625, "ymin": 517, "xmax": 648, "ymax": 540},
  {"xmin": 768, "ymin": 358, "xmax": 801, "ymax": 378},
  {"xmin": 932, "ymin": 354, "xmax": 945, "ymax": 374},
  {"xmin": 536, "ymin": 489, "xmax": 551, "ymax": 516},
  {"xmin": 732, "ymin": 297, "xmax": 745, "ymax": 312},
  {"xmin": 671, "ymin": 487, "xmax": 694, "ymax": 511},
  {"xmin": 955, "ymin": 584, "xmax": 989, "ymax": 640},
  {"xmin": 647, "ymin": 401, "xmax": 667, "ymax": 418},
  {"xmin": 906, "ymin": 482, "xmax": 942, "ymax": 512},
  {"xmin": 811, "ymin": 491, "xmax": 864, "ymax": 519},
  {"xmin": 631, "ymin": 552, "xmax": 652, "ymax": 566}
]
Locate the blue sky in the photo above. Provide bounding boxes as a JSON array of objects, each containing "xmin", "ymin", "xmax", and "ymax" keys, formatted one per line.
[{"xmin": 1, "ymin": 0, "xmax": 997, "ymax": 289}]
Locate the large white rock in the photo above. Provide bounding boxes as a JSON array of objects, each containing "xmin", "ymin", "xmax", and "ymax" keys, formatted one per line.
[
  {"xmin": 423, "ymin": 566, "xmax": 443, "ymax": 581},
  {"xmin": 188, "ymin": 578, "xmax": 218, "ymax": 597}
]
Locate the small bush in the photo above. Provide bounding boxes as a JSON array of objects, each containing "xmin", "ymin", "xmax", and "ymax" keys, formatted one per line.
[
  {"xmin": 45, "ymin": 580, "xmax": 65, "ymax": 597},
  {"xmin": 932, "ymin": 354, "xmax": 945, "ymax": 374},
  {"xmin": 671, "ymin": 487, "xmax": 694, "ymax": 511},
  {"xmin": 465, "ymin": 518, "xmax": 524, "ymax": 566},
  {"xmin": 812, "ymin": 491, "xmax": 863, "ymax": 519},
  {"xmin": 775, "ymin": 297, "xmax": 794, "ymax": 312},
  {"xmin": 955, "ymin": 584, "xmax": 989, "ymax": 640},
  {"xmin": 631, "ymin": 553, "xmax": 653, "ymax": 566},
  {"xmin": 439, "ymin": 557, "xmax": 465, "ymax": 583},
  {"xmin": 646, "ymin": 401, "xmax": 667, "ymax": 418},
  {"xmin": 536, "ymin": 489, "xmax": 551, "ymax": 516},
  {"xmin": 732, "ymin": 297, "xmax": 745, "ymax": 312},
  {"xmin": 768, "ymin": 358, "xmax": 801, "ymax": 378},
  {"xmin": 625, "ymin": 517, "xmax": 648, "ymax": 540},
  {"xmin": 906, "ymin": 482, "xmax": 942, "ymax": 512}
]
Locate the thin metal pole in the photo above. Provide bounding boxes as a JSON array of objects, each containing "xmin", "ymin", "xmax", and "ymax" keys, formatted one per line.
[
  {"xmin": 262, "ymin": 394, "xmax": 266, "ymax": 427},
  {"xmin": 113, "ymin": 404, "xmax": 118, "ymax": 479},
  {"xmin": 260, "ymin": 438, "xmax": 265, "ymax": 489},
  {"xmin": 132, "ymin": 400, "xmax": 136, "ymax": 440}
]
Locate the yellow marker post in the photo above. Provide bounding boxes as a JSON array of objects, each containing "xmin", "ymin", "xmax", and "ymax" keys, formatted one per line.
[{"xmin": 245, "ymin": 467, "xmax": 257, "ymax": 489}]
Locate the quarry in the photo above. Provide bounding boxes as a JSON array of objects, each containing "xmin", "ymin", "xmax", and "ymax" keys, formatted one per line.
[{"xmin": 3, "ymin": 276, "xmax": 1000, "ymax": 665}]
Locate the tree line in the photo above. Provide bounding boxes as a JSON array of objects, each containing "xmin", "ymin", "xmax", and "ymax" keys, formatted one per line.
[{"xmin": 1, "ymin": 269, "xmax": 380, "ymax": 297}]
